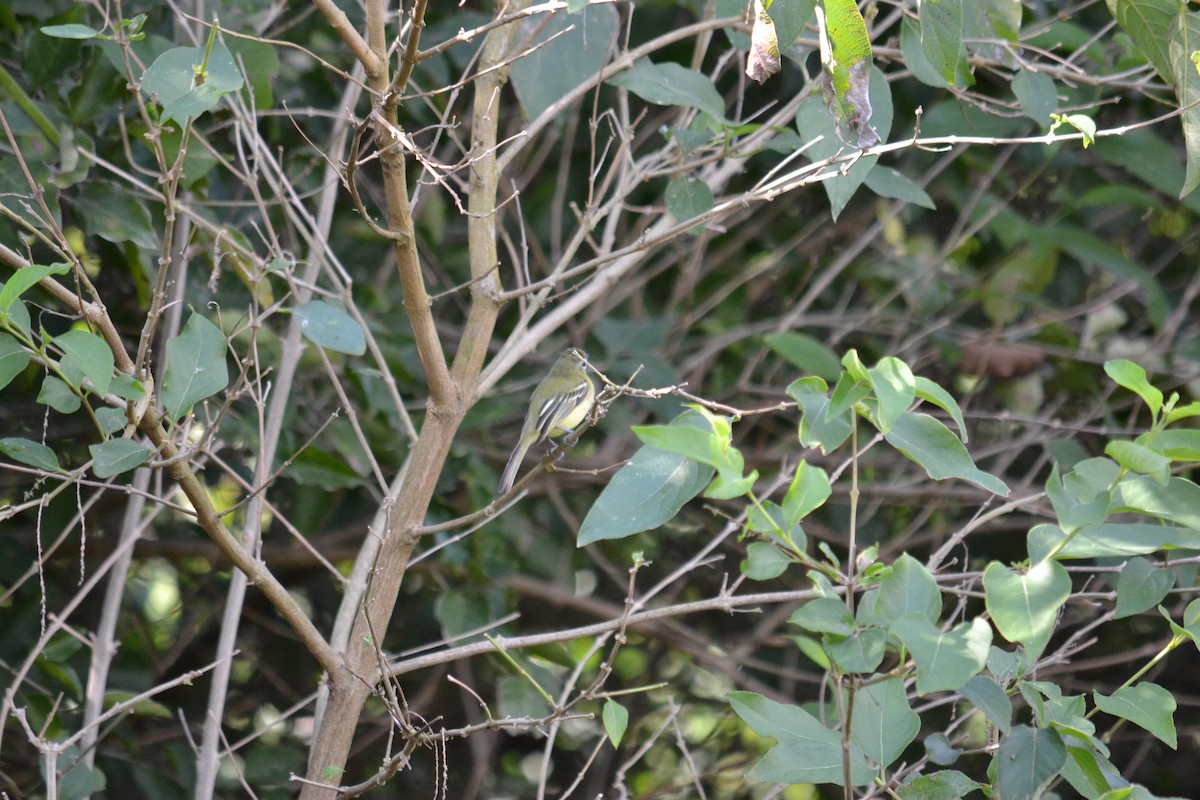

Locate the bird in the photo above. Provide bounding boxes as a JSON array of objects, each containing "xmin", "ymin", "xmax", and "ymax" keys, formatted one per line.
[{"xmin": 498, "ymin": 348, "xmax": 596, "ymax": 494}]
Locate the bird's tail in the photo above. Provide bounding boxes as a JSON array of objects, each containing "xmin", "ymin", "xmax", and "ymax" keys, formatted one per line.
[{"xmin": 498, "ymin": 438, "xmax": 532, "ymax": 494}]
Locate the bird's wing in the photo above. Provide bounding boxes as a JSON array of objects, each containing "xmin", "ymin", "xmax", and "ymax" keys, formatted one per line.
[{"xmin": 533, "ymin": 379, "xmax": 592, "ymax": 440}]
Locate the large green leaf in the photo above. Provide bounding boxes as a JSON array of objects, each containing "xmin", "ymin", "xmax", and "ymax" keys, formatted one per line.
[
  {"xmin": 867, "ymin": 356, "xmax": 915, "ymax": 434},
  {"xmin": 1093, "ymin": 683, "xmax": 1177, "ymax": 748},
  {"xmin": 89, "ymin": 438, "xmax": 151, "ymax": 479},
  {"xmin": 1170, "ymin": 10, "xmax": 1200, "ymax": 197},
  {"xmin": 1029, "ymin": 523, "xmax": 1200, "ymax": 560},
  {"xmin": 0, "ymin": 262, "xmax": 71, "ymax": 315},
  {"xmin": 729, "ymin": 691, "xmax": 874, "ymax": 786},
  {"xmin": 848, "ymin": 678, "xmax": 919, "ymax": 768},
  {"xmin": 294, "ymin": 300, "xmax": 366, "ymax": 356},
  {"xmin": 897, "ymin": 770, "xmax": 986, "ymax": 800},
  {"xmin": 1111, "ymin": 0, "xmax": 1178, "ymax": 84},
  {"xmin": 579, "ymin": 412, "xmax": 716, "ymax": 544},
  {"xmin": 788, "ymin": 376, "xmax": 853, "ymax": 453},
  {"xmin": 961, "ymin": 675, "xmax": 1013, "ymax": 734},
  {"xmin": 607, "ymin": 60, "xmax": 728, "ymax": 123},
  {"xmin": 995, "ymin": 725, "xmax": 1067, "ymax": 800},
  {"xmin": 141, "ymin": 42, "xmax": 244, "ymax": 123},
  {"xmin": 1114, "ymin": 557, "xmax": 1176, "ymax": 619},
  {"xmin": 889, "ymin": 614, "xmax": 991, "ymax": 694},
  {"xmin": 781, "ymin": 460, "xmax": 831, "ymax": 528},
  {"xmin": 868, "ymin": 553, "xmax": 941, "ymax": 625},
  {"xmin": 70, "ymin": 179, "xmax": 158, "ymax": 249},
  {"xmin": 0, "ymin": 334, "xmax": 30, "ymax": 390},
  {"xmin": 884, "ymin": 412, "xmax": 1010, "ymax": 496},
  {"xmin": 0, "ymin": 437, "xmax": 63, "ymax": 473},
  {"xmin": 54, "ymin": 329, "xmax": 114, "ymax": 398},
  {"xmin": 510, "ymin": 4, "xmax": 617, "ymax": 120},
  {"xmin": 1012, "ymin": 67, "xmax": 1057, "ymax": 124},
  {"xmin": 983, "ymin": 560, "xmax": 1071, "ymax": 645},
  {"xmin": 763, "ymin": 331, "xmax": 842, "ymax": 380},
  {"xmin": 919, "ymin": 0, "xmax": 964, "ymax": 85},
  {"xmin": 160, "ymin": 313, "xmax": 230, "ymax": 421}
]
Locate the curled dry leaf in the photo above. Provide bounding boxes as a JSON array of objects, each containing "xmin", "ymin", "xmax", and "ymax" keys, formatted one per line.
[
  {"xmin": 959, "ymin": 341, "xmax": 1045, "ymax": 379},
  {"xmin": 746, "ymin": 0, "xmax": 780, "ymax": 84}
]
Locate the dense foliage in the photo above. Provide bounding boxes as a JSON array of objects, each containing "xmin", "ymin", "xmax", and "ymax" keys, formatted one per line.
[{"xmin": 0, "ymin": 0, "xmax": 1198, "ymax": 798}]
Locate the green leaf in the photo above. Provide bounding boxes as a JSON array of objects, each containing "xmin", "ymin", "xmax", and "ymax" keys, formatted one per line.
[
  {"xmin": 995, "ymin": 725, "xmax": 1067, "ymax": 800},
  {"xmin": 89, "ymin": 438, "xmax": 151, "ymax": 479},
  {"xmin": 914, "ymin": 376, "xmax": 968, "ymax": 439},
  {"xmin": 96, "ymin": 407, "xmax": 127, "ymax": 436},
  {"xmin": 0, "ymin": 334, "xmax": 31, "ymax": 390},
  {"xmin": 1114, "ymin": 557, "xmax": 1176, "ymax": 619},
  {"xmin": 0, "ymin": 263, "xmax": 71, "ymax": 315},
  {"xmin": 766, "ymin": 0, "xmax": 815, "ymax": 54},
  {"xmin": 602, "ymin": 699, "xmax": 629, "ymax": 748},
  {"xmin": 869, "ymin": 553, "xmax": 941, "ymax": 625},
  {"xmin": 1029, "ymin": 522, "xmax": 1200, "ymax": 560},
  {"xmin": 1045, "ymin": 462, "xmax": 1108, "ymax": 533},
  {"xmin": 983, "ymin": 560, "xmax": 1071, "ymax": 645},
  {"xmin": 729, "ymin": 691, "xmax": 874, "ymax": 786},
  {"xmin": 284, "ymin": 447, "xmax": 364, "ymax": 490},
  {"xmin": 828, "ymin": 370, "xmax": 871, "ymax": 418},
  {"xmin": 848, "ymin": 678, "xmax": 919, "ymax": 768},
  {"xmin": 1159, "ymin": 598, "xmax": 1200, "ymax": 652},
  {"xmin": 607, "ymin": 60, "xmax": 728, "ymax": 123},
  {"xmin": 1012, "ymin": 67, "xmax": 1057, "ymax": 124},
  {"xmin": 827, "ymin": 628, "xmax": 886, "ymax": 673},
  {"xmin": 789, "ymin": 597, "xmax": 854, "ymax": 636},
  {"xmin": 788, "ymin": 376, "xmax": 853, "ymax": 453},
  {"xmin": 1061, "ymin": 744, "xmax": 1121, "ymax": 798},
  {"xmin": 1111, "ymin": 0, "xmax": 1178, "ymax": 83},
  {"xmin": 889, "ymin": 615, "xmax": 991, "ymax": 694},
  {"xmin": 781, "ymin": 461, "xmax": 831, "ymax": 528},
  {"xmin": 901, "ymin": 16, "xmax": 949, "ymax": 89},
  {"xmin": 961, "ymin": 675, "xmax": 1013, "ymax": 734},
  {"xmin": 885, "ymin": 412, "xmax": 1010, "ymax": 496},
  {"xmin": 39, "ymin": 375, "xmax": 81, "ymax": 414},
  {"xmin": 1112, "ymin": 475, "xmax": 1200, "ymax": 529},
  {"xmin": 54, "ymin": 329, "xmax": 114, "ymax": 397},
  {"xmin": 867, "ymin": 356, "xmax": 915, "ymax": 434},
  {"xmin": 742, "ymin": 541, "xmax": 790, "ymax": 580},
  {"xmin": 1093, "ymin": 683, "xmax": 1177, "ymax": 748},
  {"xmin": 40, "ymin": 24, "xmax": 101, "ymax": 39},
  {"xmin": 579, "ymin": 412, "xmax": 715, "ymax": 544},
  {"xmin": 897, "ymin": 770, "xmax": 986, "ymax": 800},
  {"xmin": 1170, "ymin": 10, "xmax": 1200, "ymax": 197},
  {"xmin": 863, "ymin": 165, "xmax": 936, "ymax": 209},
  {"xmin": 510, "ymin": 4, "xmax": 617, "ymax": 119},
  {"xmin": 1099, "ymin": 438, "xmax": 1166, "ymax": 482},
  {"xmin": 763, "ymin": 331, "xmax": 842, "ymax": 380},
  {"xmin": 1139, "ymin": 428, "xmax": 1200, "ymax": 461},
  {"xmin": 924, "ymin": 733, "xmax": 962, "ymax": 766},
  {"xmin": 0, "ymin": 437, "xmax": 63, "ymax": 472},
  {"xmin": 141, "ymin": 42, "xmax": 244, "ymax": 123},
  {"xmin": 920, "ymin": 0, "xmax": 964, "ymax": 85},
  {"xmin": 1052, "ymin": 112, "xmax": 1097, "ymax": 147},
  {"xmin": 1104, "ymin": 359, "xmax": 1163, "ymax": 417},
  {"xmin": 71, "ymin": 179, "xmax": 158, "ymax": 249},
  {"xmin": 294, "ymin": 300, "xmax": 366, "ymax": 356},
  {"xmin": 161, "ymin": 313, "xmax": 230, "ymax": 421},
  {"xmin": 665, "ymin": 176, "xmax": 713, "ymax": 232},
  {"xmin": 634, "ymin": 420, "xmax": 726, "ymax": 467}
]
